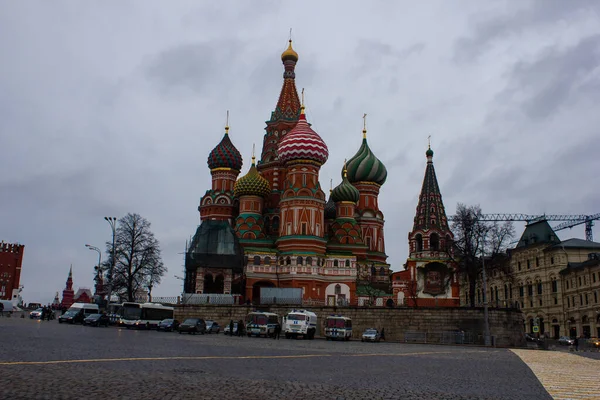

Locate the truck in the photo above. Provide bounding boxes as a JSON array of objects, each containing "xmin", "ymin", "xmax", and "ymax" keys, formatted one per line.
[
  {"xmin": 324, "ymin": 315, "xmax": 352, "ymax": 341},
  {"xmin": 282, "ymin": 309, "xmax": 318, "ymax": 340}
]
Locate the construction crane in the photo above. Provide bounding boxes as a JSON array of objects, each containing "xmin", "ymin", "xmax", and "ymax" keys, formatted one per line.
[{"xmin": 448, "ymin": 213, "xmax": 600, "ymax": 241}]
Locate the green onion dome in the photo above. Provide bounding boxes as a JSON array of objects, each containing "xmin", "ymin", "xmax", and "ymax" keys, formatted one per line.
[
  {"xmin": 324, "ymin": 191, "xmax": 337, "ymax": 219},
  {"xmin": 234, "ymin": 157, "xmax": 271, "ymax": 198},
  {"xmin": 207, "ymin": 126, "xmax": 243, "ymax": 171},
  {"xmin": 331, "ymin": 172, "xmax": 360, "ymax": 203},
  {"xmin": 344, "ymin": 136, "xmax": 387, "ymax": 186},
  {"xmin": 426, "ymin": 147, "xmax": 434, "ymax": 158}
]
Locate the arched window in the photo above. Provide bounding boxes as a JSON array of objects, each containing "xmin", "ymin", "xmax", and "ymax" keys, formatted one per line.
[
  {"xmin": 253, "ymin": 256, "xmax": 261, "ymax": 265},
  {"xmin": 416, "ymin": 234, "xmax": 423, "ymax": 252},
  {"xmin": 333, "ymin": 260, "xmax": 339, "ymax": 267},
  {"xmin": 379, "ymin": 266, "xmax": 385, "ymax": 276},
  {"xmin": 279, "ymin": 257, "xmax": 284, "ymax": 265},
  {"xmin": 335, "ymin": 284, "xmax": 342, "ymax": 295},
  {"xmin": 345, "ymin": 259, "xmax": 350, "ymax": 267},
  {"xmin": 306, "ymin": 257, "xmax": 313, "ymax": 266},
  {"xmin": 264, "ymin": 257, "xmax": 271, "ymax": 266},
  {"xmin": 297, "ymin": 256, "xmax": 303, "ymax": 266},
  {"xmin": 286, "ymin": 256, "xmax": 291, "ymax": 265},
  {"xmin": 264, "ymin": 216, "xmax": 270, "ymax": 235},
  {"xmin": 430, "ymin": 233, "xmax": 439, "ymax": 251},
  {"xmin": 504, "ymin": 284, "xmax": 508, "ymax": 300},
  {"xmin": 477, "ymin": 289, "xmax": 481, "ymax": 304}
]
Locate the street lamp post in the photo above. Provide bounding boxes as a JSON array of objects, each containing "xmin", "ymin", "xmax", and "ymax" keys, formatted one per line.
[
  {"xmin": 104, "ymin": 217, "xmax": 118, "ymax": 308},
  {"xmin": 85, "ymin": 244, "xmax": 102, "ymax": 303},
  {"xmin": 480, "ymin": 230, "xmax": 492, "ymax": 347}
]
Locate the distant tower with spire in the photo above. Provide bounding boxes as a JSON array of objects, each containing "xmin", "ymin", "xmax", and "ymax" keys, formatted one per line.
[
  {"xmin": 393, "ymin": 142, "xmax": 459, "ymax": 307},
  {"xmin": 61, "ymin": 266, "xmax": 75, "ymax": 308}
]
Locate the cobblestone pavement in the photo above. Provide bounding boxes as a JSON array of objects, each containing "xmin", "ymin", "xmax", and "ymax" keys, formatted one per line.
[
  {"xmin": 511, "ymin": 349, "xmax": 600, "ymax": 400},
  {"xmin": 0, "ymin": 318, "xmax": 551, "ymax": 400}
]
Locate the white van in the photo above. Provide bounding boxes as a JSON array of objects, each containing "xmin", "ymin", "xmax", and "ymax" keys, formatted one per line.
[
  {"xmin": 58, "ymin": 303, "xmax": 99, "ymax": 324},
  {"xmin": 0, "ymin": 300, "xmax": 14, "ymax": 316}
]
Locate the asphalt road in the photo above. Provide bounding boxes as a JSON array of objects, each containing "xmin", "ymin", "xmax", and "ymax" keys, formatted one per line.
[{"xmin": 0, "ymin": 317, "xmax": 552, "ymax": 400}]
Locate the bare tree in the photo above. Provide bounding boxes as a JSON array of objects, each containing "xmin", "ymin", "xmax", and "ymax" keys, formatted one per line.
[
  {"xmin": 451, "ymin": 204, "xmax": 514, "ymax": 307},
  {"xmin": 104, "ymin": 213, "xmax": 165, "ymax": 302}
]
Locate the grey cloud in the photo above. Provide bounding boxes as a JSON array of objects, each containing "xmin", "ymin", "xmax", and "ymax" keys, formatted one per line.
[
  {"xmin": 498, "ymin": 34, "xmax": 600, "ymax": 119},
  {"xmin": 454, "ymin": 0, "xmax": 600, "ymax": 62}
]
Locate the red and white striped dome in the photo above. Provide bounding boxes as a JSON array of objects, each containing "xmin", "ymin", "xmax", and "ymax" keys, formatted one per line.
[{"xmin": 278, "ymin": 113, "xmax": 329, "ymax": 165}]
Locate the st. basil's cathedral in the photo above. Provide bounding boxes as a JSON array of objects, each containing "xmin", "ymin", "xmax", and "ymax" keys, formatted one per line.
[{"xmin": 184, "ymin": 40, "xmax": 459, "ymax": 307}]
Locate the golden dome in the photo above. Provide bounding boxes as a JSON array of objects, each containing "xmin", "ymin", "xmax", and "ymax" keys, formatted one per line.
[{"xmin": 281, "ymin": 40, "xmax": 298, "ymax": 62}]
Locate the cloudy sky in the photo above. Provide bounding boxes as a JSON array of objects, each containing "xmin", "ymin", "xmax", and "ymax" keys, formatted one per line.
[{"xmin": 1, "ymin": 1, "xmax": 599, "ymax": 304}]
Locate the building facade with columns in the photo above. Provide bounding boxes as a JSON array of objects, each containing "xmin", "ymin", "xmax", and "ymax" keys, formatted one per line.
[
  {"xmin": 184, "ymin": 41, "xmax": 391, "ymax": 305},
  {"xmin": 460, "ymin": 219, "xmax": 600, "ymax": 339}
]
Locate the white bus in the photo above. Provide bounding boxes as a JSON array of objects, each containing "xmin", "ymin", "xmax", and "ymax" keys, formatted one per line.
[
  {"xmin": 283, "ymin": 309, "xmax": 318, "ymax": 340},
  {"xmin": 246, "ymin": 311, "xmax": 280, "ymax": 338},
  {"xmin": 324, "ymin": 315, "xmax": 352, "ymax": 341},
  {"xmin": 120, "ymin": 302, "xmax": 174, "ymax": 330}
]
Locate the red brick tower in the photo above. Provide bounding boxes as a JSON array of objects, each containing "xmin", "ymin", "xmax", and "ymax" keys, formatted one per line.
[
  {"xmin": 257, "ymin": 40, "xmax": 301, "ymax": 234},
  {"xmin": 395, "ymin": 145, "xmax": 459, "ymax": 307},
  {"xmin": 61, "ymin": 266, "xmax": 75, "ymax": 308},
  {"xmin": 0, "ymin": 242, "xmax": 24, "ymax": 302},
  {"xmin": 344, "ymin": 120, "xmax": 390, "ymax": 278},
  {"xmin": 199, "ymin": 120, "xmax": 243, "ymax": 225}
]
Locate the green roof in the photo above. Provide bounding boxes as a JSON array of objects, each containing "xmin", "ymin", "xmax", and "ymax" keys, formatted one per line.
[{"xmin": 516, "ymin": 220, "xmax": 560, "ymax": 248}]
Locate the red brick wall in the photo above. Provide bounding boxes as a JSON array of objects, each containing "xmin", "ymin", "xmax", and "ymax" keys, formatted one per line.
[{"xmin": 0, "ymin": 243, "xmax": 24, "ymax": 301}]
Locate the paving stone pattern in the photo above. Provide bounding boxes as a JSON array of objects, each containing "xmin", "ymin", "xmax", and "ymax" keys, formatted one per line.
[{"xmin": 0, "ymin": 318, "xmax": 551, "ymax": 399}]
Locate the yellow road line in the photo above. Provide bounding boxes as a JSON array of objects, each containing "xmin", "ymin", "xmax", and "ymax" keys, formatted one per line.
[
  {"xmin": 510, "ymin": 349, "xmax": 600, "ymax": 400},
  {"xmin": 0, "ymin": 351, "xmax": 458, "ymax": 366}
]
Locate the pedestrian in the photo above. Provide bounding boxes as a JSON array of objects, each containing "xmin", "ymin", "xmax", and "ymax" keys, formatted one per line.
[
  {"xmin": 41, "ymin": 306, "xmax": 47, "ymax": 321},
  {"xmin": 47, "ymin": 309, "xmax": 53, "ymax": 321},
  {"xmin": 238, "ymin": 320, "xmax": 244, "ymax": 337},
  {"xmin": 273, "ymin": 325, "xmax": 280, "ymax": 340},
  {"xmin": 380, "ymin": 328, "xmax": 385, "ymax": 341},
  {"xmin": 229, "ymin": 320, "xmax": 234, "ymax": 336},
  {"xmin": 574, "ymin": 337, "xmax": 579, "ymax": 351}
]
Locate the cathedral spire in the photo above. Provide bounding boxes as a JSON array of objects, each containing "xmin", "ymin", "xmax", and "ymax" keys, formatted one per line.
[
  {"xmin": 271, "ymin": 39, "xmax": 301, "ymax": 122},
  {"xmin": 412, "ymin": 144, "xmax": 449, "ymax": 233}
]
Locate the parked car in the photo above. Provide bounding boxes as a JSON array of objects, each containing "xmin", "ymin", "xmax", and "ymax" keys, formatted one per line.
[
  {"xmin": 525, "ymin": 333, "xmax": 542, "ymax": 343},
  {"xmin": 588, "ymin": 337, "xmax": 600, "ymax": 348},
  {"xmin": 29, "ymin": 308, "xmax": 43, "ymax": 319},
  {"xmin": 178, "ymin": 318, "xmax": 206, "ymax": 335},
  {"xmin": 361, "ymin": 328, "xmax": 381, "ymax": 342},
  {"xmin": 59, "ymin": 310, "xmax": 84, "ymax": 324},
  {"xmin": 558, "ymin": 336, "xmax": 575, "ymax": 346},
  {"xmin": 206, "ymin": 320, "xmax": 220, "ymax": 334},
  {"xmin": 224, "ymin": 322, "xmax": 238, "ymax": 336},
  {"xmin": 157, "ymin": 319, "xmax": 179, "ymax": 332},
  {"xmin": 83, "ymin": 314, "xmax": 110, "ymax": 327}
]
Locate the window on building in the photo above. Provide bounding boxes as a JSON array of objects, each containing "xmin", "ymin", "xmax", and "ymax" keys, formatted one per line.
[
  {"xmin": 584, "ymin": 276, "xmax": 587, "ymax": 285},
  {"xmin": 518, "ymin": 262, "xmax": 521, "ymax": 271},
  {"xmin": 595, "ymin": 291, "xmax": 598, "ymax": 303},
  {"xmin": 297, "ymin": 257, "xmax": 303, "ymax": 266},
  {"xmin": 552, "ymin": 279, "xmax": 558, "ymax": 293},
  {"xmin": 529, "ymin": 300, "xmax": 533, "ymax": 308},
  {"xmin": 593, "ymin": 273, "xmax": 597, "ymax": 283},
  {"xmin": 551, "ymin": 257, "xmax": 554, "ymax": 264},
  {"xmin": 567, "ymin": 297, "xmax": 570, "ymax": 307},
  {"xmin": 537, "ymin": 282, "xmax": 542, "ymax": 295},
  {"xmin": 566, "ymin": 280, "xmax": 569, "ymax": 289},
  {"xmin": 554, "ymin": 297, "xmax": 558, "ymax": 305},
  {"xmin": 539, "ymin": 299, "xmax": 542, "ymax": 306},
  {"xmin": 527, "ymin": 284, "xmax": 533, "ymax": 296},
  {"xmin": 585, "ymin": 293, "xmax": 588, "ymax": 305},
  {"xmin": 301, "ymin": 223, "xmax": 307, "ymax": 235},
  {"xmin": 430, "ymin": 233, "xmax": 439, "ymax": 251},
  {"xmin": 490, "ymin": 287, "xmax": 494, "ymax": 302},
  {"xmin": 536, "ymin": 257, "xmax": 539, "ymax": 267},
  {"xmin": 264, "ymin": 257, "xmax": 271, "ymax": 266},
  {"xmin": 509, "ymin": 284, "xmax": 513, "ymax": 299},
  {"xmin": 415, "ymin": 234, "xmax": 423, "ymax": 252},
  {"xmin": 333, "ymin": 260, "xmax": 339, "ymax": 267},
  {"xmin": 345, "ymin": 259, "xmax": 350, "ymax": 267},
  {"xmin": 253, "ymin": 256, "xmax": 261, "ymax": 265},
  {"xmin": 504, "ymin": 285, "xmax": 508, "ymax": 300},
  {"xmin": 527, "ymin": 260, "xmax": 531, "ymax": 269},
  {"xmin": 286, "ymin": 257, "xmax": 291, "ymax": 265},
  {"xmin": 519, "ymin": 286, "xmax": 524, "ymax": 297},
  {"xmin": 579, "ymin": 294, "xmax": 583, "ymax": 305},
  {"xmin": 306, "ymin": 257, "xmax": 313, "ymax": 266},
  {"xmin": 477, "ymin": 289, "xmax": 481, "ymax": 304},
  {"xmin": 579, "ymin": 277, "xmax": 582, "ymax": 286}
]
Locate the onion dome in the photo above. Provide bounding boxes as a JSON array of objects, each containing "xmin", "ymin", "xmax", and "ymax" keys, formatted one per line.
[
  {"xmin": 426, "ymin": 146, "xmax": 434, "ymax": 158},
  {"xmin": 344, "ymin": 126, "xmax": 387, "ymax": 185},
  {"xmin": 331, "ymin": 168, "xmax": 360, "ymax": 203},
  {"xmin": 281, "ymin": 40, "xmax": 299, "ymax": 63},
  {"xmin": 207, "ymin": 125, "xmax": 243, "ymax": 171},
  {"xmin": 234, "ymin": 156, "xmax": 271, "ymax": 198},
  {"xmin": 324, "ymin": 191, "xmax": 336, "ymax": 220},
  {"xmin": 278, "ymin": 107, "xmax": 329, "ymax": 165}
]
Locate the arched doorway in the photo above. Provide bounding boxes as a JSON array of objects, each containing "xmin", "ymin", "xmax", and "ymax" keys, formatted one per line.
[
  {"xmin": 204, "ymin": 273, "xmax": 225, "ymax": 294},
  {"xmin": 252, "ymin": 281, "xmax": 275, "ymax": 305}
]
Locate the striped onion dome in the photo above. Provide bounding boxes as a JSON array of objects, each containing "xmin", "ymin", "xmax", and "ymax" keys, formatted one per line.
[
  {"xmin": 278, "ymin": 111, "xmax": 328, "ymax": 165},
  {"xmin": 331, "ymin": 172, "xmax": 360, "ymax": 203},
  {"xmin": 344, "ymin": 137, "xmax": 387, "ymax": 186},
  {"xmin": 207, "ymin": 127, "xmax": 243, "ymax": 171},
  {"xmin": 324, "ymin": 191, "xmax": 337, "ymax": 219},
  {"xmin": 234, "ymin": 158, "xmax": 271, "ymax": 198}
]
